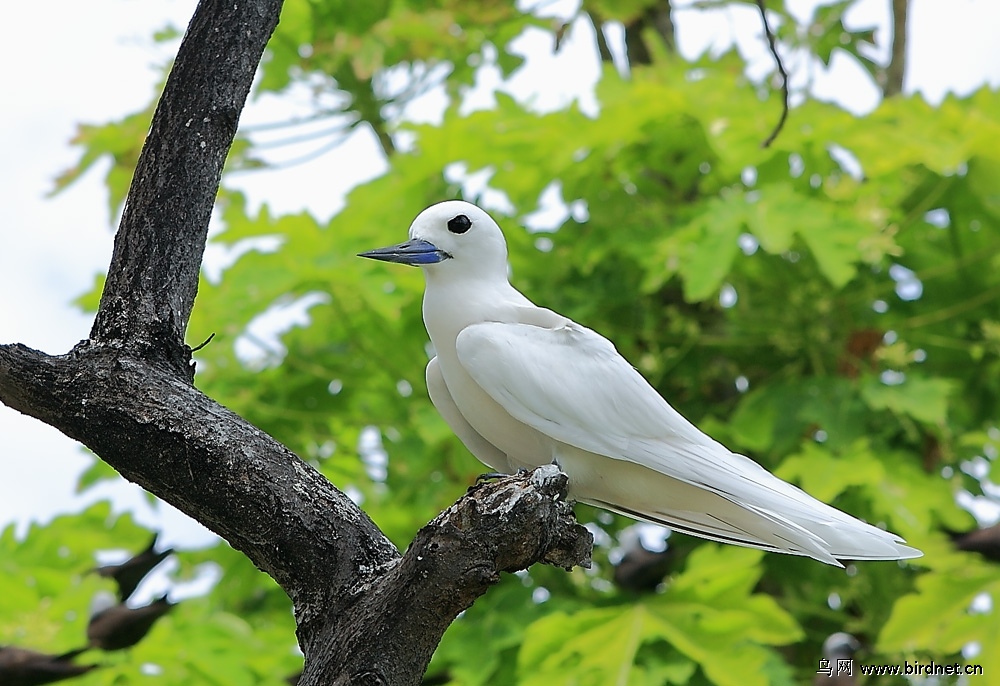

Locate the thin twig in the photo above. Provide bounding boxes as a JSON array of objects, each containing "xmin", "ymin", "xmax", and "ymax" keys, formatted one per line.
[
  {"xmin": 190, "ymin": 332, "xmax": 215, "ymax": 352},
  {"xmin": 241, "ymin": 109, "xmax": 346, "ymax": 133},
  {"xmin": 904, "ymin": 283, "xmax": 1000, "ymax": 329},
  {"xmin": 754, "ymin": 0, "xmax": 789, "ymax": 148},
  {"xmin": 226, "ymin": 126, "xmax": 357, "ymax": 173},
  {"xmin": 250, "ymin": 117, "xmax": 359, "ymax": 149}
]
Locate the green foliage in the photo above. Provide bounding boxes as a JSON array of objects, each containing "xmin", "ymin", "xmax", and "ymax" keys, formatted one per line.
[
  {"xmin": 0, "ymin": 504, "xmax": 300, "ymax": 684},
  {"xmin": 50, "ymin": 107, "xmax": 155, "ymax": 221},
  {"xmin": 10, "ymin": 0, "xmax": 1000, "ymax": 684},
  {"xmin": 516, "ymin": 547, "xmax": 802, "ymax": 686}
]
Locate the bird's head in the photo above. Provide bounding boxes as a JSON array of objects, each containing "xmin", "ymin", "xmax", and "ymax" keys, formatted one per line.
[{"xmin": 359, "ymin": 200, "xmax": 509, "ymax": 280}]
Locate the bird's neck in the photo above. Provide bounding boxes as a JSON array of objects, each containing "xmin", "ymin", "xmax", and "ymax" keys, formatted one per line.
[{"xmin": 421, "ymin": 274, "xmax": 530, "ymax": 345}]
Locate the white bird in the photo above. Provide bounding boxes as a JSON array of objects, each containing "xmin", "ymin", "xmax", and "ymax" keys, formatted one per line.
[{"xmin": 359, "ymin": 200, "xmax": 922, "ymax": 566}]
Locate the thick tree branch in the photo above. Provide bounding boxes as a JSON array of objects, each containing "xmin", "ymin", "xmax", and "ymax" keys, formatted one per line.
[
  {"xmin": 5, "ymin": 0, "xmax": 391, "ymax": 657},
  {"xmin": 0, "ymin": 1, "xmax": 593, "ymax": 682},
  {"xmin": 302, "ymin": 467, "xmax": 591, "ymax": 686},
  {"xmin": 0, "ymin": 342, "xmax": 591, "ymax": 682},
  {"xmin": 0, "ymin": 342, "xmax": 396, "ymax": 618},
  {"xmin": 90, "ymin": 0, "xmax": 283, "ymax": 376}
]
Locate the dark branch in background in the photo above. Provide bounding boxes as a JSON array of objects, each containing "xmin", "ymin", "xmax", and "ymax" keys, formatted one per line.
[
  {"xmin": 883, "ymin": 0, "xmax": 909, "ymax": 97},
  {"xmin": 588, "ymin": 12, "xmax": 615, "ymax": 64},
  {"xmin": 624, "ymin": 1, "xmax": 676, "ymax": 68},
  {"xmin": 340, "ymin": 69, "xmax": 396, "ymax": 157},
  {"xmin": 0, "ymin": 0, "xmax": 592, "ymax": 682},
  {"xmin": 754, "ymin": 0, "xmax": 790, "ymax": 148}
]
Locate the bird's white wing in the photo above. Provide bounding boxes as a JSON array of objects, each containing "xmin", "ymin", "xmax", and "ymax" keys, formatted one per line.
[
  {"xmin": 426, "ymin": 356, "xmax": 511, "ymax": 473},
  {"xmin": 455, "ymin": 319, "xmax": 742, "ymax": 482},
  {"xmin": 455, "ymin": 319, "xmax": 919, "ymax": 562}
]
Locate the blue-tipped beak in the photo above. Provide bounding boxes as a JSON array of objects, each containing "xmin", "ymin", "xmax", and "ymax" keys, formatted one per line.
[{"xmin": 358, "ymin": 239, "xmax": 451, "ymax": 266}]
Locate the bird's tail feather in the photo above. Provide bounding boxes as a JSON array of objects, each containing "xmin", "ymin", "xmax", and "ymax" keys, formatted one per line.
[
  {"xmin": 619, "ymin": 443, "xmax": 922, "ymax": 564},
  {"xmin": 563, "ymin": 438, "xmax": 920, "ymax": 565},
  {"xmin": 583, "ymin": 491, "xmax": 919, "ymax": 566},
  {"xmin": 586, "ymin": 497, "xmax": 841, "ymax": 566}
]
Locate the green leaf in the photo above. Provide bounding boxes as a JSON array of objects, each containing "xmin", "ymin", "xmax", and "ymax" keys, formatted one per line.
[
  {"xmin": 879, "ymin": 555, "xmax": 1000, "ymax": 676},
  {"xmin": 517, "ymin": 547, "xmax": 802, "ymax": 686},
  {"xmin": 75, "ymin": 451, "xmax": 122, "ymax": 493},
  {"xmin": 677, "ymin": 194, "xmax": 746, "ymax": 302},
  {"xmin": 518, "ymin": 605, "xmax": 661, "ymax": 686},
  {"xmin": 860, "ymin": 375, "xmax": 954, "ymax": 424},
  {"xmin": 747, "ymin": 182, "xmax": 873, "ymax": 287},
  {"xmin": 775, "ymin": 441, "xmax": 885, "ymax": 504}
]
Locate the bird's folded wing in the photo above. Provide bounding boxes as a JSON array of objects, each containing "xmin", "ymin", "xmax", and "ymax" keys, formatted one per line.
[{"xmin": 455, "ymin": 318, "xmax": 741, "ymax": 482}]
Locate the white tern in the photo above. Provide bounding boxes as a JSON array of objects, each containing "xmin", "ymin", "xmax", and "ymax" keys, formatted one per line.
[{"xmin": 360, "ymin": 200, "xmax": 921, "ymax": 566}]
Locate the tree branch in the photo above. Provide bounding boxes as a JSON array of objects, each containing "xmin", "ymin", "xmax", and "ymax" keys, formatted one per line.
[
  {"xmin": 883, "ymin": 0, "xmax": 909, "ymax": 97},
  {"xmin": 0, "ymin": 0, "xmax": 593, "ymax": 682},
  {"xmin": 301, "ymin": 467, "xmax": 591, "ymax": 685},
  {"xmin": 90, "ymin": 0, "xmax": 284, "ymax": 376},
  {"xmin": 0, "ymin": 342, "xmax": 591, "ymax": 682},
  {"xmin": 588, "ymin": 12, "xmax": 615, "ymax": 65},
  {"xmin": 624, "ymin": 1, "xmax": 675, "ymax": 69},
  {"xmin": 0, "ymin": 342, "xmax": 396, "ymax": 617},
  {"xmin": 754, "ymin": 0, "xmax": 790, "ymax": 148}
]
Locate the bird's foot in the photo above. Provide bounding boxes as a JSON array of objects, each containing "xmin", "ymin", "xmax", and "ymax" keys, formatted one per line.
[
  {"xmin": 475, "ymin": 471, "xmax": 507, "ymax": 483},
  {"xmin": 475, "ymin": 468, "xmax": 529, "ymax": 484}
]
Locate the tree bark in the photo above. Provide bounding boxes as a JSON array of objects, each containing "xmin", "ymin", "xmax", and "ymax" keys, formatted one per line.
[{"xmin": 0, "ymin": 0, "xmax": 592, "ymax": 683}]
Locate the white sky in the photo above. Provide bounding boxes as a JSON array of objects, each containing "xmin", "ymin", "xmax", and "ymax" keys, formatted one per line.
[{"xmin": 2, "ymin": 0, "xmax": 1000, "ymax": 548}]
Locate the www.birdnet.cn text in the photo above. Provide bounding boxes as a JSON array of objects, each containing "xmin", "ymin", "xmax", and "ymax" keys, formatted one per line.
[{"xmin": 818, "ymin": 659, "xmax": 984, "ymax": 678}]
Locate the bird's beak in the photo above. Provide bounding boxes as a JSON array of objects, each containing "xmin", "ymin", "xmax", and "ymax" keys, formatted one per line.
[{"xmin": 358, "ymin": 239, "xmax": 451, "ymax": 266}]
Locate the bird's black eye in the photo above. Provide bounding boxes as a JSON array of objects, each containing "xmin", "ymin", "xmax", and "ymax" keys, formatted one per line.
[{"xmin": 447, "ymin": 214, "xmax": 472, "ymax": 234}]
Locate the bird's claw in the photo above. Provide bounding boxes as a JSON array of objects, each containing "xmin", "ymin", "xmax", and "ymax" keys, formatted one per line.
[
  {"xmin": 476, "ymin": 471, "xmax": 505, "ymax": 483},
  {"xmin": 475, "ymin": 468, "xmax": 529, "ymax": 484}
]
